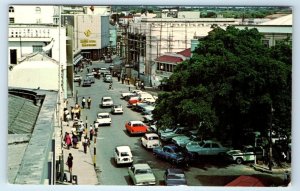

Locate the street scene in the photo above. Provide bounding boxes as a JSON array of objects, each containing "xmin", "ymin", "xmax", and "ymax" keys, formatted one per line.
[{"xmin": 7, "ymin": 5, "xmax": 292, "ymax": 188}]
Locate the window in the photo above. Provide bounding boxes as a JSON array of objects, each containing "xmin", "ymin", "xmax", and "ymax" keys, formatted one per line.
[
  {"xmin": 9, "ymin": 6, "xmax": 14, "ymax": 13},
  {"xmin": 33, "ymin": 45, "xmax": 43, "ymax": 52},
  {"xmin": 35, "ymin": 7, "xmax": 41, "ymax": 14},
  {"xmin": 9, "ymin": 17, "xmax": 15, "ymax": 24},
  {"xmin": 262, "ymin": 39, "xmax": 270, "ymax": 48},
  {"xmin": 211, "ymin": 143, "xmax": 220, "ymax": 148}
]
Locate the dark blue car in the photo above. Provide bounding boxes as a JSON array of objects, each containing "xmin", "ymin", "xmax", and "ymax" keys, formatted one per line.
[{"xmin": 153, "ymin": 145, "xmax": 186, "ymax": 164}]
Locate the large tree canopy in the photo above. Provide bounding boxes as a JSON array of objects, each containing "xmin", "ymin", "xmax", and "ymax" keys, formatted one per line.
[{"xmin": 152, "ymin": 26, "xmax": 291, "ymax": 147}]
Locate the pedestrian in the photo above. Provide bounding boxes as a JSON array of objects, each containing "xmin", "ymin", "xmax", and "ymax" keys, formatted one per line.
[
  {"xmin": 72, "ymin": 132, "xmax": 79, "ymax": 149},
  {"xmin": 117, "ymin": 74, "xmax": 121, "ymax": 82},
  {"xmin": 135, "ymin": 81, "xmax": 139, "ymax": 89},
  {"xmin": 89, "ymin": 125, "xmax": 94, "ymax": 141},
  {"xmin": 78, "ymin": 78, "xmax": 81, "ymax": 86},
  {"xmin": 81, "ymin": 97, "xmax": 86, "ymax": 109},
  {"xmin": 66, "ymin": 153, "xmax": 73, "ymax": 173},
  {"xmin": 78, "ymin": 106, "xmax": 81, "ymax": 119},
  {"xmin": 94, "ymin": 121, "xmax": 99, "ymax": 134},
  {"xmin": 70, "ymin": 106, "xmax": 74, "ymax": 120},
  {"xmin": 87, "ymin": 67, "xmax": 90, "ymax": 73},
  {"xmin": 66, "ymin": 113, "xmax": 71, "ymax": 126},
  {"xmin": 64, "ymin": 132, "xmax": 72, "ymax": 150},
  {"xmin": 141, "ymin": 82, "xmax": 145, "ymax": 90},
  {"xmin": 87, "ymin": 97, "xmax": 92, "ymax": 109},
  {"xmin": 108, "ymin": 81, "xmax": 113, "ymax": 90},
  {"xmin": 82, "ymin": 136, "xmax": 90, "ymax": 154},
  {"xmin": 77, "ymin": 123, "xmax": 84, "ymax": 142}
]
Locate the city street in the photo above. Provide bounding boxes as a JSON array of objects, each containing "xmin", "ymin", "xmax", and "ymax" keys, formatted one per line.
[{"xmin": 74, "ymin": 60, "xmax": 285, "ymax": 186}]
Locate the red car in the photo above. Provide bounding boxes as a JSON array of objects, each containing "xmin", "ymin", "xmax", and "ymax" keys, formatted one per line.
[{"xmin": 125, "ymin": 121, "xmax": 148, "ymax": 135}]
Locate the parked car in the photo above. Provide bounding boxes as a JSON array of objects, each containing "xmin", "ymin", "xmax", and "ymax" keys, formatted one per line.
[
  {"xmin": 141, "ymin": 105, "xmax": 155, "ymax": 115},
  {"xmin": 128, "ymin": 163, "xmax": 156, "ymax": 186},
  {"xmin": 172, "ymin": 135, "xmax": 202, "ymax": 148},
  {"xmin": 141, "ymin": 133, "xmax": 161, "ymax": 149},
  {"xmin": 125, "ymin": 121, "xmax": 148, "ymax": 135},
  {"xmin": 185, "ymin": 140, "xmax": 229, "ymax": 158},
  {"xmin": 96, "ymin": 112, "xmax": 111, "ymax": 126},
  {"xmin": 143, "ymin": 114, "xmax": 154, "ymax": 124},
  {"xmin": 164, "ymin": 168, "xmax": 187, "ymax": 186},
  {"xmin": 82, "ymin": 78, "xmax": 92, "ymax": 87},
  {"xmin": 153, "ymin": 145, "xmax": 186, "ymax": 164},
  {"xmin": 225, "ymin": 145, "xmax": 264, "ymax": 164},
  {"xmin": 132, "ymin": 102, "xmax": 149, "ymax": 112},
  {"xmin": 100, "ymin": 96, "xmax": 113, "ymax": 107},
  {"xmin": 111, "ymin": 104, "xmax": 123, "ymax": 114},
  {"xmin": 114, "ymin": 146, "xmax": 133, "ymax": 166},
  {"xmin": 86, "ymin": 73, "xmax": 95, "ymax": 83},
  {"xmin": 121, "ymin": 92, "xmax": 136, "ymax": 99},
  {"xmin": 74, "ymin": 74, "xmax": 82, "ymax": 82},
  {"xmin": 160, "ymin": 127, "xmax": 189, "ymax": 142}
]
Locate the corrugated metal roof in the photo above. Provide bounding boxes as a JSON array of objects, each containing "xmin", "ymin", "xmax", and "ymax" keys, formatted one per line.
[{"xmin": 8, "ymin": 95, "xmax": 40, "ymax": 134}]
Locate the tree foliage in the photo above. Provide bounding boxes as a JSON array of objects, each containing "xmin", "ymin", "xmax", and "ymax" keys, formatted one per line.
[{"xmin": 152, "ymin": 26, "xmax": 291, "ymax": 147}]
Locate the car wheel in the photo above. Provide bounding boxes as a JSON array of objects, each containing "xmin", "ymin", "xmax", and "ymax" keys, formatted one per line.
[{"xmin": 236, "ymin": 158, "xmax": 243, "ymax": 164}]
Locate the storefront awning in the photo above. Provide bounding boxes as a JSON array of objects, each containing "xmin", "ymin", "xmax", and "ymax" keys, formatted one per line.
[{"xmin": 73, "ymin": 55, "xmax": 83, "ymax": 66}]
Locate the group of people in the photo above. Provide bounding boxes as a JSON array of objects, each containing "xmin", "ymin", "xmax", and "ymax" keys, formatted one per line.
[{"xmin": 81, "ymin": 97, "xmax": 92, "ymax": 109}]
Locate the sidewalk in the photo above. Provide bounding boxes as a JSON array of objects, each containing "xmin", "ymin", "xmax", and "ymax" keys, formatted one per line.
[{"xmin": 61, "ymin": 98, "xmax": 99, "ymax": 185}]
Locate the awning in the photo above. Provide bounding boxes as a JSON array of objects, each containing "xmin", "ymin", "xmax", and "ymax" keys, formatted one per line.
[{"xmin": 73, "ymin": 55, "xmax": 83, "ymax": 66}]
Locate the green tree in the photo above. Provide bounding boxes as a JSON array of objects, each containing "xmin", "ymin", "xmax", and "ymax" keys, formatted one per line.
[{"xmin": 152, "ymin": 26, "xmax": 291, "ymax": 147}]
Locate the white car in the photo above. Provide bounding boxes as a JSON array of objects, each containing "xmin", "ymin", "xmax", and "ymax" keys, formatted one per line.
[
  {"xmin": 111, "ymin": 104, "xmax": 123, "ymax": 114},
  {"xmin": 101, "ymin": 96, "xmax": 113, "ymax": 107},
  {"xmin": 141, "ymin": 133, "xmax": 160, "ymax": 149},
  {"xmin": 96, "ymin": 112, "xmax": 111, "ymax": 126},
  {"xmin": 114, "ymin": 146, "xmax": 133, "ymax": 166},
  {"xmin": 74, "ymin": 74, "xmax": 82, "ymax": 82},
  {"xmin": 128, "ymin": 163, "xmax": 156, "ymax": 186}
]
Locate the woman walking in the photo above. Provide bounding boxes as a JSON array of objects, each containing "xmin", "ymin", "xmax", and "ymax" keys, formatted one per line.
[{"xmin": 66, "ymin": 153, "xmax": 73, "ymax": 173}]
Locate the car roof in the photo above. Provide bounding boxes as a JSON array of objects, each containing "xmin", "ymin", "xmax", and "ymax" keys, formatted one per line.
[
  {"xmin": 98, "ymin": 112, "xmax": 110, "ymax": 115},
  {"xmin": 129, "ymin": 120, "xmax": 144, "ymax": 124},
  {"xmin": 103, "ymin": 96, "xmax": 112, "ymax": 99},
  {"xmin": 145, "ymin": 133, "xmax": 159, "ymax": 137},
  {"xmin": 165, "ymin": 145, "xmax": 178, "ymax": 150},
  {"xmin": 133, "ymin": 163, "xmax": 151, "ymax": 169},
  {"xmin": 166, "ymin": 168, "xmax": 185, "ymax": 175},
  {"xmin": 116, "ymin": 145, "xmax": 131, "ymax": 151}
]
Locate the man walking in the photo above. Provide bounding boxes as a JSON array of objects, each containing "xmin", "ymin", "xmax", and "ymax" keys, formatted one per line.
[
  {"xmin": 81, "ymin": 97, "xmax": 86, "ymax": 109},
  {"xmin": 108, "ymin": 81, "xmax": 113, "ymax": 90},
  {"xmin": 87, "ymin": 97, "xmax": 92, "ymax": 109}
]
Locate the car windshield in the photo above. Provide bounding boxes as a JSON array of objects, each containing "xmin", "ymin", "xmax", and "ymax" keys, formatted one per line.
[
  {"xmin": 149, "ymin": 136, "xmax": 159, "ymax": 140},
  {"xmin": 136, "ymin": 169, "xmax": 152, "ymax": 174},
  {"xmin": 99, "ymin": 115, "xmax": 109, "ymax": 118},
  {"xmin": 133, "ymin": 123, "xmax": 143, "ymax": 127},
  {"xmin": 120, "ymin": 152, "xmax": 129, "ymax": 157},
  {"xmin": 104, "ymin": 99, "xmax": 112, "ymax": 102}
]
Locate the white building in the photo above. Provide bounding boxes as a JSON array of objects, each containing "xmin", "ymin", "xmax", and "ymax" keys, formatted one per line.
[
  {"xmin": 127, "ymin": 16, "xmax": 238, "ymax": 85},
  {"xmin": 8, "ymin": 52, "xmax": 60, "ymax": 90},
  {"xmin": 9, "ymin": 5, "xmax": 56, "ymax": 24}
]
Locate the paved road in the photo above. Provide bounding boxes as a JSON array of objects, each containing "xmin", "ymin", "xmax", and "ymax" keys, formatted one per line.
[{"xmin": 74, "ymin": 61, "xmax": 286, "ymax": 186}]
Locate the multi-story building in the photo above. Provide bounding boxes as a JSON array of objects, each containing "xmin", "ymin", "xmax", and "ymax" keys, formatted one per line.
[{"xmin": 125, "ymin": 14, "xmax": 238, "ymax": 86}]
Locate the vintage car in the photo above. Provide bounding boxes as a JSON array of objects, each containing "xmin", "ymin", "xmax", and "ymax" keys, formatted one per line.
[
  {"xmin": 164, "ymin": 168, "xmax": 187, "ymax": 186},
  {"xmin": 114, "ymin": 146, "xmax": 133, "ymax": 166},
  {"xmin": 160, "ymin": 127, "xmax": 189, "ymax": 142},
  {"xmin": 73, "ymin": 74, "xmax": 82, "ymax": 82},
  {"xmin": 125, "ymin": 121, "xmax": 148, "ymax": 135},
  {"xmin": 100, "ymin": 96, "xmax": 113, "ymax": 107},
  {"xmin": 111, "ymin": 104, "xmax": 123, "ymax": 114},
  {"xmin": 86, "ymin": 73, "xmax": 95, "ymax": 83},
  {"xmin": 153, "ymin": 145, "xmax": 186, "ymax": 165},
  {"xmin": 103, "ymin": 75, "xmax": 113, "ymax": 83},
  {"xmin": 128, "ymin": 163, "xmax": 156, "ymax": 186},
  {"xmin": 96, "ymin": 112, "xmax": 111, "ymax": 126},
  {"xmin": 141, "ymin": 133, "xmax": 161, "ymax": 149},
  {"xmin": 82, "ymin": 78, "xmax": 92, "ymax": 87},
  {"xmin": 172, "ymin": 135, "xmax": 202, "ymax": 148},
  {"xmin": 185, "ymin": 140, "xmax": 229, "ymax": 157},
  {"xmin": 225, "ymin": 145, "xmax": 264, "ymax": 164}
]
